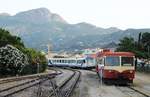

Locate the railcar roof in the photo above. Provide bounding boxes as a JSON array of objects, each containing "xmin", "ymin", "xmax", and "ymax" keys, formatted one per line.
[{"xmin": 98, "ymin": 52, "xmax": 135, "ymax": 57}]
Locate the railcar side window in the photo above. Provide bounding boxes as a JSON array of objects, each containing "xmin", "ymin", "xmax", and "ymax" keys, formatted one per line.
[
  {"xmin": 105, "ymin": 56, "xmax": 120, "ymax": 66},
  {"xmin": 121, "ymin": 57, "xmax": 134, "ymax": 66}
]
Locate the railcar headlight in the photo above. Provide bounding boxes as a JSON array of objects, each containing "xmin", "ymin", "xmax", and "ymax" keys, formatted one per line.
[
  {"xmin": 109, "ymin": 70, "xmax": 112, "ymax": 72},
  {"xmin": 130, "ymin": 70, "xmax": 133, "ymax": 73}
]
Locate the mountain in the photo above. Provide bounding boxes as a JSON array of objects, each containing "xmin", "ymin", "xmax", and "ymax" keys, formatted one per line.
[
  {"xmin": 0, "ymin": 8, "xmax": 149, "ymax": 51},
  {"xmin": 0, "ymin": 13, "xmax": 10, "ymax": 17},
  {"xmin": 14, "ymin": 8, "xmax": 67, "ymax": 24}
]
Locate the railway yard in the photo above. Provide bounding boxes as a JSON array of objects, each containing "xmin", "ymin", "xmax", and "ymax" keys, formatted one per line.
[
  {"xmin": 0, "ymin": 68, "xmax": 149, "ymax": 97},
  {"xmin": 72, "ymin": 70, "xmax": 150, "ymax": 97}
]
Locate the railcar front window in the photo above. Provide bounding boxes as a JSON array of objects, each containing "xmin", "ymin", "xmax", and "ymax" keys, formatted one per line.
[
  {"xmin": 105, "ymin": 56, "xmax": 120, "ymax": 66},
  {"xmin": 121, "ymin": 57, "xmax": 134, "ymax": 66}
]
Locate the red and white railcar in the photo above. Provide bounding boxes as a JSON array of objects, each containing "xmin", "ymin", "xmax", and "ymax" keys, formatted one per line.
[{"xmin": 96, "ymin": 50, "xmax": 135, "ymax": 84}]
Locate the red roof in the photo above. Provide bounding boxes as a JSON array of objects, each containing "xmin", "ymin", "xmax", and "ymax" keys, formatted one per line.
[{"xmin": 98, "ymin": 52, "xmax": 135, "ymax": 57}]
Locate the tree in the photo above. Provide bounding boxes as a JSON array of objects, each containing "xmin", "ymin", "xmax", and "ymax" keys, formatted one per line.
[
  {"xmin": 116, "ymin": 37, "xmax": 136, "ymax": 52},
  {"xmin": 141, "ymin": 32, "xmax": 150, "ymax": 53},
  {"xmin": 141, "ymin": 32, "xmax": 150, "ymax": 45},
  {"xmin": 22, "ymin": 48, "xmax": 47, "ymax": 74},
  {"xmin": 0, "ymin": 28, "xmax": 25, "ymax": 51},
  {"xmin": 0, "ymin": 28, "xmax": 47, "ymax": 77},
  {"xmin": 116, "ymin": 32, "xmax": 150, "ymax": 58}
]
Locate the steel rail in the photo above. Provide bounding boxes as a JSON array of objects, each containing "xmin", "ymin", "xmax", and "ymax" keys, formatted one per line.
[
  {"xmin": 0, "ymin": 70, "xmax": 58, "ymax": 84},
  {"xmin": 0, "ymin": 68, "xmax": 61, "ymax": 97},
  {"xmin": 49, "ymin": 69, "xmax": 75, "ymax": 97},
  {"xmin": 116, "ymin": 86, "xmax": 150, "ymax": 97},
  {"xmin": 128, "ymin": 86, "xmax": 150, "ymax": 97},
  {"xmin": 63, "ymin": 71, "xmax": 81, "ymax": 97},
  {"xmin": 49, "ymin": 68, "xmax": 81, "ymax": 97},
  {"xmin": 2, "ymin": 77, "xmax": 48, "ymax": 97}
]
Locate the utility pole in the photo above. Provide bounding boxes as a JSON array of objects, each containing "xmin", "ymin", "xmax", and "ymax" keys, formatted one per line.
[{"xmin": 36, "ymin": 57, "xmax": 40, "ymax": 75}]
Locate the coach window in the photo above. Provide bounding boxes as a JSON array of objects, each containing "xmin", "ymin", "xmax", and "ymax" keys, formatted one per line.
[
  {"xmin": 70, "ymin": 60, "xmax": 72, "ymax": 63},
  {"xmin": 64, "ymin": 60, "xmax": 66, "ymax": 63},
  {"xmin": 59, "ymin": 60, "xmax": 61, "ymax": 63},
  {"xmin": 49, "ymin": 60, "xmax": 52, "ymax": 64},
  {"xmin": 73, "ymin": 60, "xmax": 76, "ymax": 63},
  {"xmin": 121, "ymin": 57, "xmax": 134, "ymax": 66},
  {"xmin": 105, "ymin": 56, "xmax": 120, "ymax": 66},
  {"xmin": 68, "ymin": 60, "xmax": 70, "ymax": 63},
  {"xmin": 62, "ymin": 60, "xmax": 64, "ymax": 63},
  {"xmin": 53, "ymin": 60, "xmax": 55, "ymax": 63},
  {"xmin": 77, "ymin": 60, "xmax": 80, "ymax": 63}
]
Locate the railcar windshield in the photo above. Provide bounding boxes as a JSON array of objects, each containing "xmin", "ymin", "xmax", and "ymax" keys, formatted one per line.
[
  {"xmin": 121, "ymin": 57, "xmax": 134, "ymax": 66},
  {"xmin": 105, "ymin": 56, "xmax": 120, "ymax": 66},
  {"xmin": 77, "ymin": 60, "xmax": 84, "ymax": 63}
]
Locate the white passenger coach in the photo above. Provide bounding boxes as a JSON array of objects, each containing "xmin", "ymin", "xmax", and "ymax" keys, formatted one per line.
[{"xmin": 48, "ymin": 57, "xmax": 95, "ymax": 68}]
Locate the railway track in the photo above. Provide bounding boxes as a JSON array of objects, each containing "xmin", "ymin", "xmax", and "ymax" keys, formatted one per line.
[
  {"xmin": 0, "ymin": 71, "xmax": 58, "ymax": 85},
  {"xmin": 48, "ymin": 67, "xmax": 63, "ymax": 75},
  {"xmin": 128, "ymin": 86, "xmax": 150, "ymax": 97},
  {"xmin": 49, "ymin": 68, "xmax": 81, "ymax": 97},
  {"xmin": 116, "ymin": 86, "xmax": 150, "ymax": 97},
  {"xmin": 92, "ymin": 68, "xmax": 150, "ymax": 97},
  {"xmin": 0, "ymin": 69, "xmax": 61, "ymax": 97},
  {"xmin": 0, "ymin": 77, "xmax": 48, "ymax": 97}
]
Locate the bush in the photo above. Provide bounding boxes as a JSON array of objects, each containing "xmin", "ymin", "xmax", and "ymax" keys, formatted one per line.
[
  {"xmin": 21, "ymin": 48, "xmax": 47, "ymax": 74},
  {"xmin": 0, "ymin": 45, "xmax": 29, "ymax": 77}
]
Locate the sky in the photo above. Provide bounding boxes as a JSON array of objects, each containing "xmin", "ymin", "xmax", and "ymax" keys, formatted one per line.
[{"xmin": 0, "ymin": 0, "xmax": 150, "ymax": 30}]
